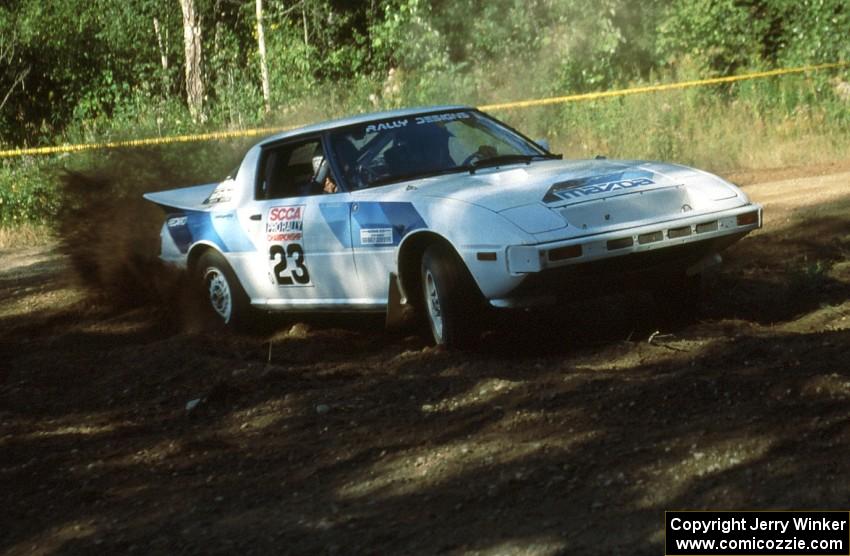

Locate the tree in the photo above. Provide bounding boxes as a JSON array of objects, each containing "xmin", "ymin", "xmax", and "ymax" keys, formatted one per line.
[
  {"xmin": 0, "ymin": 34, "xmax": 30, "ymax": 117},
  {"xmin": 255, "ymin": 0, "xmax": 270, "ymax": 113},
  {"xmin": 179, "ymin": 0, "xmax": 205, "ymax": 121}
]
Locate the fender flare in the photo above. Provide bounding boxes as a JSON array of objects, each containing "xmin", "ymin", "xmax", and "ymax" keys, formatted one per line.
[
  {"xmin": 186, "ymin": 241, "xmax": 226, "ymax": 275},
  {"xmin": 395, "ymin": 230, "xmax": 474, "ymax": 306}
]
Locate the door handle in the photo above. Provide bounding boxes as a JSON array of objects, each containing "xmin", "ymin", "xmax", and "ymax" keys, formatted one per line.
[{"xmin": 250, "ymin": 214, "xmax": 262, "ymax": 221}]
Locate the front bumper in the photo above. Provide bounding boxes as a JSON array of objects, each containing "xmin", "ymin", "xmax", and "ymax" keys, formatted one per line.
[
  {"xmin": 491, "ymin": 204, "xmax": 762, "ymax": 307},
  {"xmin": 506, "ymin": 204, "xmax": 761, "ymax": 273}
]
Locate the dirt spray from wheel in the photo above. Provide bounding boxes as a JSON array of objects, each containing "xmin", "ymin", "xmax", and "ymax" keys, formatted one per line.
[{"xmin": 55, "ymin": 143, "xmax": 248, "ymax": 331}]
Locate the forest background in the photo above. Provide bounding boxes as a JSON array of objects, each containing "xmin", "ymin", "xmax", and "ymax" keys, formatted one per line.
[{"xmin": 1, "ymin": 0, "xmax": 848, "ymax": 228}]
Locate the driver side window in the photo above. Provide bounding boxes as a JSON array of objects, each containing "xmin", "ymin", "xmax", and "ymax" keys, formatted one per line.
[{"xmin": 257, "ymin": 138, "xmax": 326, "ymax": 200}]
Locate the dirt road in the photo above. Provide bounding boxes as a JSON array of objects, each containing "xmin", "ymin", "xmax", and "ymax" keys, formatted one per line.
[{"xmin": 2, "ymin": 164, "xmax": 849, "ymax": 555}]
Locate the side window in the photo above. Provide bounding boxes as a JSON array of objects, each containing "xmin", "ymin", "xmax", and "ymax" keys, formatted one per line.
[{"xmin": 257, "ymin": 138, "xmax": 326, "ymax": 200}]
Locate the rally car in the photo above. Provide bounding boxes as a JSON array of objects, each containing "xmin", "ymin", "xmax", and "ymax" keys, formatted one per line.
[{"xmin": 144, "ymin": 105, "xmax": 762, "ymax": 346}]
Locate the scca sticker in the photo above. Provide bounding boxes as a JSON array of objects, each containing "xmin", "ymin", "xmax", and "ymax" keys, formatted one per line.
[
  {"xmin": 266, "ymin": 205, "xmax": 310, "ymax": 286},
  {"xmin": 267, "ymin": 205, "xmax": 304, "ymax": 242}
]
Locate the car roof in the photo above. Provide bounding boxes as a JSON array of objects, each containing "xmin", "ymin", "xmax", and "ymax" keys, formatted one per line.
[{"xmin": 258, "ymin": 105, "xmax": 473, "ymax": 146}]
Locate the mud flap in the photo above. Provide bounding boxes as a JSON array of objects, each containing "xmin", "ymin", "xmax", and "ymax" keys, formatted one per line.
[{"xmin": 385, "ymin": 272, "xmax": 407, "ymax": 329}]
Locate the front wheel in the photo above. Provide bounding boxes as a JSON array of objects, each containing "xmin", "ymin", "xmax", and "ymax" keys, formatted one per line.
[
  {"xmin": 421, "ymin": 243, "xmax": 481, "ymax": 348},
  {"xmin": 196, "ymin": 250, "xmax": 253, "ymax": 329}
]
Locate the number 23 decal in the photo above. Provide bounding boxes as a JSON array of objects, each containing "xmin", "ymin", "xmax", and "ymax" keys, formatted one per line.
[{"xmin": 269, "ymin": 243, "xmax": 310, "ymax": 285}]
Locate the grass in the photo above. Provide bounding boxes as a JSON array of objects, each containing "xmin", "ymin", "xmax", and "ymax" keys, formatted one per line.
[
  {"xmin": 514, "ymin": 74, "xmax": 850, "ymax": 173},
  {"xmin": 0, "ymin": 223, "xmax": 52, "ymax": 249}
]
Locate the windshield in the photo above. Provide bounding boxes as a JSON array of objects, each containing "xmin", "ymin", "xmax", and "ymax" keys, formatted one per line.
[{"xmin": 328, "ymin": 110, "xmax": 551, "ymax": 189}]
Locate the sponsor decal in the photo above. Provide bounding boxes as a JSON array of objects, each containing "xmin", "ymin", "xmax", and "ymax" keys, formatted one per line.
[
  {"xmin": 363, "ymin": 112, "xmax": 471, "ymax": 134},
  {"xmin": 414, "ymin": 112, "xmax": 470, "ymax": 125},
  {"xmin": 557, "ymin": 177, "xmax": 655, "ymax": 199},
  {"xmin": 167, "ymin": 215, "xmax": 187, "ymax": 228},
  {"xmin": 204, "ymin": 184, "xmax": 232, "ymax": 204},
  {"xmin": 365, "ymin": 119, "xmax": 409, "ymax": 133},
  {"xmin": 359, "ymin": 227, "xmax": 394, "ymax": 245},
  {"xmin": 543, "ymin": 172, "xmax": 657, "ymax": 203},
  {"xmin": 266, "ymin": 205, "xmax": 304, "ymax": 243},
  {"xmin": 266, "ymin": 205, "xmax": 310, "ymax": 286}
]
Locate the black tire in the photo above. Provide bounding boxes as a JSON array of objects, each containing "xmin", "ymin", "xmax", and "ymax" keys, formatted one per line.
[
  {"xmin": 195, "ymin": 250, "xmax": 253, "ymax": 330},
  {"xmin": 651, "ymin": 272, "xmax": 703, "ymax": 326},
  {"xmin": 420, "ymin": 243, "xmax": 482, "ymax": 347}
]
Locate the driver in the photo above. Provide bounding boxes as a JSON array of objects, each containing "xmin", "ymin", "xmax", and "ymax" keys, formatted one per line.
[
  {"xmin": 322, "ymin": 174, "xmax": 338, "ymax": 194},
  {"xmin": 311, "ymin": 154, "xmax": 338, "ymax": 194}
]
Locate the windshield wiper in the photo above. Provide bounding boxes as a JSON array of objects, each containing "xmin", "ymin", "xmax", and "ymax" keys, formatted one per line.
[
  {"xmin": 366, "ymin": 152, "xmax": 562, "ymax": 187},
  {"xmin": 469, "ymin": 153, "xmax": 557, "ymax": 174}
]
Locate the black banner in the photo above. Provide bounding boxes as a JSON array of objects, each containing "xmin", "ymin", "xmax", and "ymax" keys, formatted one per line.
[{"xmin": 665, "ymin": 511, "xmax": 850, "ymax": 555}]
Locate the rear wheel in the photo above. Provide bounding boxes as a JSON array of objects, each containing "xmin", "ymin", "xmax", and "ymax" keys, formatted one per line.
[
  {"xmin": 420, "ymin": 243, "xmax": 481, "ymax": 347},
  {"xmin": 196, "ymin": 250, "xmax": 253, "ymax": 329}
]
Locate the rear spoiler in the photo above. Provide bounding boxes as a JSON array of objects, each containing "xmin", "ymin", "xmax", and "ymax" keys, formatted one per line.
[{"xmin": 142, "ymin": 182, "xmax": 219, "ymax": 212}]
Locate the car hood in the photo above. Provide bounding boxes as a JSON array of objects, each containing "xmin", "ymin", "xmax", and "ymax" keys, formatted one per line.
[{"xmin": 412, "ymin": 159, "xmax": 739, "ymax": 212}]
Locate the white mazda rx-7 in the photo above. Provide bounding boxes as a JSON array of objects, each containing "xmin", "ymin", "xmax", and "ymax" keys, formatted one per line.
[{"xmin": 145, "ymin": 106, "xmax": 762, "ymax": 346}]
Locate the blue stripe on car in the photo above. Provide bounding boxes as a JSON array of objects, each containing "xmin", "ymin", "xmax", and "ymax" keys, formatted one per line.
[
  {"xmin": 167, "ymin": 216, "xmax": 193, "ymax": 253},
  {"xmin": 210, "ymin": 212, "xmax": 256, "ymax": 252},
  {"xmin": 169, "ymin": 203, "xmax": 424, "ymax": 253},
  {"xmin": 318, "ymin": 202, "xmax": 352, "ymax": 248},
  {"xmin": 351, "ymin": 202, "xmax": 427, "ymax": 247},
  {"xmin": 320, "ymin": 201, "xmax": 427, "ymax": 247},
  {"xmin": 167, "ymin": 210, "xmax": 255, "ymax": 253}
]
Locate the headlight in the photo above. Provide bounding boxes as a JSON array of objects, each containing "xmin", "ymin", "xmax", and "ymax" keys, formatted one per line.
[{"xmin": 499, "ymin": 204, "xmax": 567, "ymax": 234}]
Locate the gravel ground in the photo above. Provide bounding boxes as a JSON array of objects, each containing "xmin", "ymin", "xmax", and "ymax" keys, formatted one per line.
[{"xmin": 1, "ymin": 164, "xmax": 849, "ymax": 555}]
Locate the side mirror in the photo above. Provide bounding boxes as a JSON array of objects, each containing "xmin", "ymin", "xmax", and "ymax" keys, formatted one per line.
[{"xmin": 535, "ymin": 138, "xmax": 551, "ymax": 152}]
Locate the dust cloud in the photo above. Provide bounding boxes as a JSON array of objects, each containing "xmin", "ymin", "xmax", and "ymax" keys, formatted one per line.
[{"xmin": 54, "ymin": 144, "xmax": 245, "ymax": 328}]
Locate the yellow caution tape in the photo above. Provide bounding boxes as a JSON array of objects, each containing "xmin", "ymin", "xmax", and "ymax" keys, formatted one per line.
[
  {"xmin": 0, "ymin": 125, "xmax": 295, "ymax": 159},
  {"xmin": 479, "ymin": 61, "xmax": 849, "ymax": 111},
  {"xmin": 1, "ymin": 61, "xmax": 847, "ymax": 159}
]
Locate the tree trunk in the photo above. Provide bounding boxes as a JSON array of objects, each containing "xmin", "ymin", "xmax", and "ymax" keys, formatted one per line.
[
  {"xmin": 0, "ymin": 36, "xmax": 29, "ymax": 114},
  {"xmin": 302, "ymin": 3, "xmax": 310, "ymax": 72},
  {"xmin": 255, "ymin": 0, "xmax": 270, "ymax": 113},
  {"xmin": 178, "ymin": 0, "xmax": 205, "ymax": 122},
  {"xmin": 153, "ymin": 17, "xmax": 169, "ymax": 71}
]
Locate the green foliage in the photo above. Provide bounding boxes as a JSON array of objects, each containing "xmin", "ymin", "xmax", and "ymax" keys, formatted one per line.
[
  {"xmin": 3, "ymin": 0, "xmax": 848, "ymax": 148},
  {"xmin": 0, "ymin": 0, "xmax": 178, "ymax": 144},
  {"xmin": 775, "ymin": 0, "xmax": 850, "ymax": 66},
  {"xmin": 657, "ymin": 0, "xmax": 850, "ymax": 73},
  {"xmin": 657, "ymin": 0, "xmax": 770, "ymax": 73},
  {"xmin": 0, "ymin": 158, "xmax": 61, "ymax": 225},
  {"xmin": 2, "ymin": 0, "xmax": 850, "ymax": 227}
]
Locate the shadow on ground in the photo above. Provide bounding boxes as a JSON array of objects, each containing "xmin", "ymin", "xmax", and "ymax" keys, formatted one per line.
[{"xmin": 1, "ymin": 189, "xmax": 849, "ymax": 555}]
